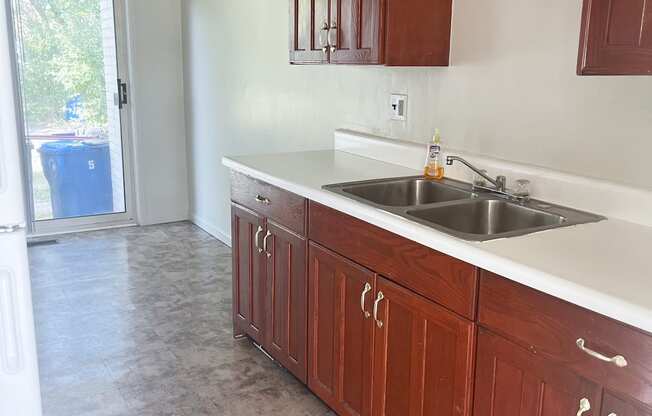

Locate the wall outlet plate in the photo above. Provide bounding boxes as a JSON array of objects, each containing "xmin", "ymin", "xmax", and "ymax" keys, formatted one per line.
[{"xmin": 390, "ymin": 94, "xmax": 407, "ymax": 121}]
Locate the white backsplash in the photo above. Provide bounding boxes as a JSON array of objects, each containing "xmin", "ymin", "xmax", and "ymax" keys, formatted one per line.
[{"xmin": 334, "ymin": 129, "xmax": 652, "ymax": 227}]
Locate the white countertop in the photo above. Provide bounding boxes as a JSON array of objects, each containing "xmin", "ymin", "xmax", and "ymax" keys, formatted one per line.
[{"xmin": 223, "ymin": 150, "xmax": 652, "ymax": 334}]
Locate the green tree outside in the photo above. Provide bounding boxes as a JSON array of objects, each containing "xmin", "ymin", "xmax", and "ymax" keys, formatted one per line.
[{"xmin": 14, "ymin": 0, "xmax": 107, "ymax": 132}]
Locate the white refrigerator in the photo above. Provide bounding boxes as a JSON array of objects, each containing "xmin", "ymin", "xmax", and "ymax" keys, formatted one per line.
[{"xmin": 0, "ymin": 0, "xmax": 43, "ymax": 413}]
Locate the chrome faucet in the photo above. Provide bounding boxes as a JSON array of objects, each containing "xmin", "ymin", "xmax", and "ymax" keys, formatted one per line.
[{"xmin": 446, "ymin": 156, "xmax": 507, "ymax": 192}]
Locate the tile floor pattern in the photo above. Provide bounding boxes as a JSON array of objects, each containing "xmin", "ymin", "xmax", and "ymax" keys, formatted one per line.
[{"xmin": 29, "ymin": 222, "xmax": 334, "ymax": 416}]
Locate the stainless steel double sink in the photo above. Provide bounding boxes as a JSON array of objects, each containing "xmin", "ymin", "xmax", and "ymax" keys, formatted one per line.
[{"xmin": 323, "ymin": 176, "xmax": 604, "ymax": 241}]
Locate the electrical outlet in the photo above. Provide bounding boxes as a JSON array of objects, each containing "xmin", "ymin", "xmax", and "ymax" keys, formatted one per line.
[{"xmin": 390, "ymin": 94, "xmax": 407, "ymax": 121}]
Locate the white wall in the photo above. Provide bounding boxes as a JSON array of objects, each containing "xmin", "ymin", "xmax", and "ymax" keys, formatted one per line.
[
  {"xmin": 127, "ymin": 0, "xmax": 189, "ymax": 225},
  {"xmin": 181, "ymin": 0, "xmax": 652, "ymax": 243}
]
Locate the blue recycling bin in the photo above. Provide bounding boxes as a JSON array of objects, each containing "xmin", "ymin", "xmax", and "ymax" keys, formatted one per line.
[{"xmin": 39, "ymin": 141, "xmax": 114, "ymax": 218}]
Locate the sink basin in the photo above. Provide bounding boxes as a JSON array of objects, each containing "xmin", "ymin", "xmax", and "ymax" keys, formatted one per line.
[
  {"xmin": 324, "ymin": 176, "xmax": 603, "ymax": 241},
  {"xmin": 407, "ymin": 199, "xmax": 567, "ymax": 240},
  {"xmin": 340, "ymin": 178, "xmax": 473, "ymax": 207}
]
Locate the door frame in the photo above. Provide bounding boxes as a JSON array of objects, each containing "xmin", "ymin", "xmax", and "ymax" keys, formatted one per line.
[{"xmin": 7, "ymin": 0, "xmax": 138, "ymax": 236}]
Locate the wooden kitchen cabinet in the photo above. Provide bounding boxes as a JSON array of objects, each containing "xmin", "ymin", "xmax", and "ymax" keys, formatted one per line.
[
  {"xmin": 231, "ymin": 203, "xmax": 267, "ymax": 344},
  {"xmin": 372, "ymin": 276, "xmax": 475, "ymax": 416},
  {"xmin": 290, "ymin": 0, "xmax": 453, "ymax": 66},
  {"xmin": 308, "ymin": 243, "xmax": 375, "ymax": 416},
  {"xmin": 289, "ymin": 0, "xmax": 330, "ymax": 64},
  {"xmin": 265, "ymin": 220, "xmax": 308, "ymax": 382},
  {"xmin": 474, "ymin": 329, "xmax": 603, "ymax": 416},
  {"xmin": 578, "ymin": 0, "xmax": 652, "ymax": 75},
  {"xmin": 231, "ymin": 173, "xmax": 309, "ymax": 382},
  {"xmin": 602, "ymin": 392, "xmax": 652, "ymax": 416}
]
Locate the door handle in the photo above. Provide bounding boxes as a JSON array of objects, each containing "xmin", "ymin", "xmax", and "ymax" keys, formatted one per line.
[
  {"xmin": 263, "ymin": 230, "xmax": 272, "ymax": 258},
  {"xmin": 373, "ymin": 291, "xmax": 385, "ymax": 328},
  {"xmin": 319, "ymin": 21, "xmax": 329, "ymax": 53},
  {"xmin": 0, "ymin": 223, "xmax": 25, "ymax": 234},
  {"xmin": 117, "ymin": 78, "xmax": 128, "ymax": 109},
  {"xmin": 576, "ymin": 398, "xmax": 591, "ymax": 416},
  {"xmin": 360, "ymin": 282, "xmax": 372, "ymax": 318},
  {"xmin": 254, "ymin": 226, "xmax": 264, "ymax": 253},
  {"xmin": 255, "ymin": 195, "xmax": 271, "ymax": 205},
  {"xmin": 0, "ymin": 270, "xmax": 22, "ymax": 374},
  {"xmin": 576, "ymin": 338, "xmax": 628, "ymax": 368},
  {"xmin": 328, "ymin": 22, "xmax": 337, "ymax": 52}
]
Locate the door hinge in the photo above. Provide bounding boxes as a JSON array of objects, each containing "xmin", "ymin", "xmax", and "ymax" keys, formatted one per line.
[{"xmin": 117, "ymin": 78, "xmax": 128, "ymax": 109}]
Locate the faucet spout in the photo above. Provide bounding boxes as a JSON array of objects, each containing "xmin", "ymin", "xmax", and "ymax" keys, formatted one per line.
[{"xmin": 446, "ymin": 156, "xmax": 507, "ymax": 192}]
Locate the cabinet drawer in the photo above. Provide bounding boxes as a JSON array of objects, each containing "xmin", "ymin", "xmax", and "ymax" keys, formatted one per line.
[
  {"xmin": 231, "ymin": 172, "xmax": 306, "ymax": 235},
  {"xmin": 479, "ymin": 271, "xmax": 652, "ymax": 407},
  {"xmin": 309, "ymin": 201, "xmax": 478, "ymax": 320}
]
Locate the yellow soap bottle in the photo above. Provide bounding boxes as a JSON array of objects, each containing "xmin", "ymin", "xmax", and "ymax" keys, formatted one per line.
[{"xmin": 424, "ymin": 129, "xmax": 445, "ymax": 180}]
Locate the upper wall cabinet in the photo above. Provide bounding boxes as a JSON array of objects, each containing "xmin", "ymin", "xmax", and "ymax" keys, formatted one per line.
[
  {"xmin": 578, "ymin": 0, "xmax": 652, "ymax": 75},
  {"xmin": 289, "ymin": 0, "xmax": 453, "ymax": 66}
]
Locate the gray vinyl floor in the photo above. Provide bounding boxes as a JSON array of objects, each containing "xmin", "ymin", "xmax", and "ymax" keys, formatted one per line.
[{"xmin": 29, "ymin": 222, "xmax": 332, "ymax": 416}]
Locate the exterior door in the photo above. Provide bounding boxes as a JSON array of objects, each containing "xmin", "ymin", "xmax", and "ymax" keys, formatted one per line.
[
  {"xmin": 9, "ymin": 0, "xmax": 136, "ymax": 234},
  {"xmin": 308, "ymin": 243, "xmax": 375, "ymax": 416},
  {"xmin": 371, "ymin": 276, "xmax": 475, "ymax": 416},
  {"xmin": 231, "ymin": 203, "xmax": 266, "ymax": 344},
  {"xmin": 474, "ymin": 329, "xmax": 602, "ymax": 416},
  {"xmin": 329, "ymin": 0, "xmax": 382, "ymax": 64},
  {"xmin": 265, "ymin": 220, "xmax": 308, "ymax": 382},
  {"xmin": 290, "ymin": 0, "xmax": 330, "ymax": 64},
  {"xmin": 0, "ymin": 0, "xmax": 42, "ymax": 412}
]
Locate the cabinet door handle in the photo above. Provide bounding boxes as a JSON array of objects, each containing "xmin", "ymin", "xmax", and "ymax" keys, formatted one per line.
[
  {"xmin": 255, "ymin": 195, "xmax": 270, "ymax": 205},
  {"xmin": 263, "ymin": 230, "xmax": 272, "ymax": 258},
  {"xmin": 576, "ymin": 398, "xmax": 591, "ymax": 416},
  {"xmin": 319, "ymin": 21, "xmax": 329, "ymax": 53},
  {"xmin": 373, "ymin": 291, "xmax": 385, "ymax": 328},
  {"xmin": 360, "ymin": 282, "xmax": 372, "ymax": 318},
  {"xmin": 328, "ymin": 22, "xmax": 337, "ymax": 52},
  {"xmin": 607, "ymin": 413, "xmax": 617, "ymax": 416},
  {"xmin": 254, "ymin": 226, "xmax": 264, "ymax": 253},
  {"xmin": 576, "ymin": 338, "xmax": 628, "ymax": 368}
]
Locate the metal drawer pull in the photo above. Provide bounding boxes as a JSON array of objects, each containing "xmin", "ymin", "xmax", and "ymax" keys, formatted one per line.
[
  {"xmin": 607, "ymin": 413, "xmax": 617, "ymax": 416},
  {"xmin": 263, "ymin": 230, "xmax": 272, "ymax": 258},
  {"xmin": 255, "ymin": 195, "xmax": 270, "ymax": 205},
  {"xmin": 360, "ymin": 283, "xmax": 372, "ymax": 318},
  {"xmin": 373, "ymin": 291, "xmax": 385, "ymax": 328},
  {"xmin": 576, "ymin": 338, "xmax": 628, "ymax": 368},
  {"xmin": 254, "ymin": 226, "xmax": 264, "ymax": 253},
  {"xmin": 576, "ymin": 398, "xmax": 591, "ymax": 416}
]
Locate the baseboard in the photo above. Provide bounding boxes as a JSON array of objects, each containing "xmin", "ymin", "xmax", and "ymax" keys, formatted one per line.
[{"xmin": 190, "ymin": 213, "xmax": 231, "ymax": 247}]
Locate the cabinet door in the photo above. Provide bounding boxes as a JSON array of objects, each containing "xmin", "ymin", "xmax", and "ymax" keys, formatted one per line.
[
  {"xmin": 308, "ymin": 243, "xmax": 375, "ymax": 416},
  {"xmin": 231, "ymin": 204, "xmax": 266, "ymax": 344},
  {"xmin": 578, "ymin": 0, "xmax": 652, "ymax": 75},
  {"xmin": 265, "ymin": 220, "xmax": 308, "ymax": 382},
  {"xmin": 372, "ymin": 276, "xmax": 475, "ymax": 416},
  {"xmin": 602, "ymin": 392, "xmax": 652, "ymax": 416},
  {"xmin": 474, "ymin": 329, "xmax": 603, "ymax": 416},
  {"xmin": 330, "ymin": 0, "xmax": 382, "ymax": 64},
  {"xmin": 290, "ymin": 0, "xmax": 330, "ymax": 64}
]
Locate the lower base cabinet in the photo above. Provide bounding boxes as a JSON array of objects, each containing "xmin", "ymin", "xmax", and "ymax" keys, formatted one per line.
[
  {"xmin": 308, "ymin": 243, "xmax": 475, "ymax": 416},
  {"xmin": 473, "ymin": 329, "xmax": 603, "ymax": 416},
  {"xmin": 308, "ymin": 242, "xmax": 375, "ymax": 416},
  {"xmin": 602, "ymin": 393, "xmax": 652, "ymax": 416},
  {"xmin": 372, "ymin": 276, "xmax": 475, "ymax": 416},
  {"xmin": 230, "ymin": 176, "xmax": 652, "ymax": 416}
]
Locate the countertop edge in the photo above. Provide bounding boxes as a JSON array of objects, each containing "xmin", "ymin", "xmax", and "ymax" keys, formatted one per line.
[{"xmin": 223, "ymin": 156, "xmax": 652, "ymax": 334}]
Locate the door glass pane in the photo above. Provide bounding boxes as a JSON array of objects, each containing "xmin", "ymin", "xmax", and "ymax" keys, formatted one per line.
[{"xmin": 11, "ymin": 0, "xmax": 126, "ymax": 221}]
